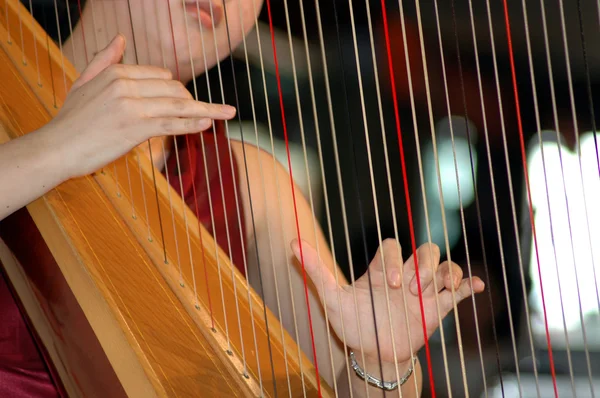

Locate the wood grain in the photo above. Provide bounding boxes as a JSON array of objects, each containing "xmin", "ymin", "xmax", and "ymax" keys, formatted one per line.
[{"xmin": 0, "ymin": 0, "xmax": 332, "ymax": 395}]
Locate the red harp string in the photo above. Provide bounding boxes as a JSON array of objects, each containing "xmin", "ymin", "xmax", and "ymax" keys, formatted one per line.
[
  {"xmin": 262, "ymin": 0, "xmax": 323, "ymax": 395},
  {"xmin": 501, "ymin": 0, "xmax": 558, "ymax": 396}
]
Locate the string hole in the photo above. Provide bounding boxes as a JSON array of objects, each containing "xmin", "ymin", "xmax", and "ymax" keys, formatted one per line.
[
  {"xmin": 116, "ymin": 192, "xmax": 121, "ymax": 198},
  {"xmin": 194, "ymin": 304, "xmax": 200, "ymax": 310},
  {"xmin": 22, "ymin": 60, "xmax": 27, "ymax": 66},
  {"xmin": 226, "ymin": 350, "xmax": 233, "ymax": 356},
  {"xmin": 148, "ymin": 237, "xmax": 153, "ymax": 242},
  {"xmin": 179, "ymin": 281, "xmax": 184, "ymax": 287},
  {"xmin": 163, "ymin": 260, "xmax": 168, "ymax": 265},
  {"xmin": 37, "ymin": 82, "xmax": 42, "ymax": 87},
  {"xmin": 243, "ymin": 373, "xmax": 249, "ymax": 379},
  {"xmin": 100, "ymin": 170, "xmax": 106, "ymax": 175},
  {"xmin": 211, "ymin": 328, "xmax": 216, "ymax": 333},
  {"xmin": 132, "ymin": 214, "xmax": 137, "ymax": 220}
]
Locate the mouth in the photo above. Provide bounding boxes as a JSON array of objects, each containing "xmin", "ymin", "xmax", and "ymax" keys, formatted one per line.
[{"xmin": 184, "ymin": 0, "xmax": 224, "ymax": 30}]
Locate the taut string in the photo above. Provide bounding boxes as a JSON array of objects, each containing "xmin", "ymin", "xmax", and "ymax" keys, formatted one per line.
[
  {"xmin": 276, "ymin": 0, "xmax": 340, "ymax": 391},
  {"xmin": 296, "ymin": 0, "xmax": 354, "ymax": 391},
  {"xmin": 247, "ymin": 1, "xmax": 310, "ymax": 393},
  {"xmin": 465, "ymin": 0, "xmax": 506, "ymax": 394},
  {"xmin": 219, "ymin": 0, "xmax": 280, "ymax": 392},
  {"xmin": 262, "ymin": 0, "xmax": 325, "ymax": 393},
  {"xmin": 554, "ymin": 0, "xmax": 596, "ymax": 392},
  {"xmin": 447, "ymin": 1, "xmax": 490, "ymax": 395},
  {"xmin": 502, "ymin": 0, "xmax": 559, "ymax": 395}
]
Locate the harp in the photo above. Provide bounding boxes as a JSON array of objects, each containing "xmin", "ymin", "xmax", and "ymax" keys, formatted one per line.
[{"xmin": 2, "ymin": 0, "xmax": 600, "ymax": 396}]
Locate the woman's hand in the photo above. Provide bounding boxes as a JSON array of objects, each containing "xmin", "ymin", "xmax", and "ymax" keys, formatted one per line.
[
  {"xmin": 291, "ymin": 238, "xmax": 485, "ymax": 372},
  {"xmin": 41, "ymin": 34, "xmax": 236, "ymax": 180}
]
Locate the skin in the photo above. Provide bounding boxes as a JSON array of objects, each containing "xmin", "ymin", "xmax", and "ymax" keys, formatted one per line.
[{"xmin": 2, "ymin": 0, "xmax": 487, "ymax": 395}]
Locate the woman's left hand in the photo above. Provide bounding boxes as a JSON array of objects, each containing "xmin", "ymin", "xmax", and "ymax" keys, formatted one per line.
[{"xmin": 290, "ymin": 238, "xmax": 485, "ymax": 368}]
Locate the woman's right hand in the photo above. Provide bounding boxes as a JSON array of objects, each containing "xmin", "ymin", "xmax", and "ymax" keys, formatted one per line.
[{"xmin": 40, "ymin": 34, "xmax": 236, "ymax": 180}]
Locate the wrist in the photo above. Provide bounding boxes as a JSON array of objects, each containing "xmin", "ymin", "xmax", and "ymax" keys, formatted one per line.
[
  {"xmin": 34, "ymin": 124, "xmax": 74, "ymax": 184},
  {"xmin": 351, "ymin": 350, "xmax": 416, "ymax": 390}
]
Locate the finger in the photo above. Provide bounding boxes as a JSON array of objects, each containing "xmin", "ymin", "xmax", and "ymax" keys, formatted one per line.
[
  {"xmin": 407, "ymin": 243, "xmax": 440, "ymax": 295},
  {"xmin": 290, "ymin": 239, "xmax": 338, "ymax": 297},
  {"xmin": 101, "ymin": 63, "xmax": 173, "ymax": 82},
  {"xmin": 146, "ymin": 117, "xmax": 213, "ymax": 136},
  {"xmin": 137, "ymin": 98, "xmax": 236, "ymax": 119},
  {"xmin": 99, "ymin": 79, "xmax": 191, "ymax": 101},
  {"xmin": 435, "ymin": 261, "xmax": 463, "ymax": 292},
  {"xmin": 72, "ymin": 34, "xmax": 126, "ymax": 90},
  {"xmin": 438, "ymin": 277, "xmax": 485, "ymax": 315},
  {"xmin": 370, "ymin": 239, "xmax": 403, "ymax": 288}
]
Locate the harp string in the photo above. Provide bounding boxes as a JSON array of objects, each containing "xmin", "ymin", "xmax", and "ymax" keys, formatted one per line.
[
  {"xmin": 446, "ymin": 1, "xmax": 492, "ymax": 395},
  {"xmin": 501, "ymin": 0, "xmax": 561, "ymax": 395},
  {"xmin": 573, "ymin": 0, "xmax": 600, "ymax": 326},
  {"xmin": 42, "ymin": 7, "xmax": 57, "ymax": 107},
  {"xmin": 522, "ymin": 0, "xmax": 585, "ymax": 394},
  {"xmin": 164, "ymin": 0, "xmax": 216, "ymax": 325},
  {"xmin": 182, "ymin": 0, "xmax": 234, "ymax": 350},
  {"xmin": 153, "ymin": 0, "xmax": 183, "ymax": 284},
  {"xmin": 431, "ymin": 0, "xmax": 491, "ymax": 393},
  {"xmin": 247, "ymin": 2, "xmax": 312, "ymax": 394},
  {"xmin": 525, "ymin": 0, "xmax": 577, "ymax": 392},
  {"xmin": 427, "ymin": 0, "xmax": 481, "ymax": 394},
  {"xmin": 28, "ymin": 0, "xmax": 42, "ymax": 85},
  {"xmin": 345, "ymin": 0, "xmax": 409, "ymax": 392},
  {"xmin": 262, "ymin": 0, "xmax": 326, "ymax": 393},
  {"xmin": 412, "ymin": 0, "xmax": 466, "ymax": 395},
  {"xmin": 167, "ymin": 1, "xmax": 220, "ymax": 331},
  {"xmin": 513, "ymin": 0, "xmax": 576, "ymax": 394},
  {"xmin": 232, "ymin": 4, "xmax": 295, "ymax": 391},
  {"xmin": 296, "ymin": 0, "xmax": 356, "ymax": 392},
  {"xmin": 189, "ymin": 0, "xmax": 254, "ymax": 371},
  {"xmin": 554, "ymin": 0, "xmax": 596, "ymax": 390},
  {"xmin": 576, "ymin": 0, "xmax": 600, "ymax": 177},
  {"xmin": 378, "ymin": 1, "xmax": 441, "ymax": 397},
  {"xmin": 16, "ymin": 0, "xmax": 23, "ymax": 62},
  {"xmin": 325, "ymin": 0, "xmax": 388, "ymax": 392},
  {"xmin": 389, "ymin": 0, "xmax": 442, "ymax": 394},
  {"xmin": 220, "ymin": 2, "xmax": 282, "ymax": 394},
  {"xmin": 204, "ymin": 0, "xmax": 275, "ymax": 388},
  {"xmin": 483, "ymin": 0, "xmax": 535, "ymax": 393},
  {"xmin": 123, "ymin": 1, "xmax": 157, "ymax": 246},
  {"xmin": 464, "ymin": 0, "xmax": 506, "ymax": 393},
  {"xmin": 161, "ymin": 0, "xmax": 207, "ymax": 322},
  {"xmin": 276, "ymin": 0, "xmax": 340, "ymax": 392}
]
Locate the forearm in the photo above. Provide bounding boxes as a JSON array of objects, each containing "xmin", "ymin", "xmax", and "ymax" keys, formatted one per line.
[
  {"xmin": 231, "ymin": 140, "xmax": 347, "ymax": 383},
  {"xmin": 0, "ymin": 127, "xmax": 67, "ymax": 221}
]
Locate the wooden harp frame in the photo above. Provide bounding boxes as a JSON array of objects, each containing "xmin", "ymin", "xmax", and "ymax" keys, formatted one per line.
[{"xmin": 0, "ymin": 0, "xmax": 330, "ymax": 396}]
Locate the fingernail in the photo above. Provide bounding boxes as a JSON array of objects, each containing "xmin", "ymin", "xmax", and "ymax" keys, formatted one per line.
[
  {"xmin": 390, "ymin": 270, "xmax": 400, "ymax": 287},
  {"xmin": 410, "ymin": 277, "xmax": 418, "ymax": 294},
  {"xmin": 290, "ymin": 239, "xmax": 300, "ymax": 258},
  {"xmin": 221, "ymin": 105, "xmax": 236, "ymax": 115},
  {"xmin": 454, "ymin": 274, "xmax": 461, "ymax": 287},
  {"xmin": 475, "ymin": 278, "xmax": 485, "ymax": 291}
]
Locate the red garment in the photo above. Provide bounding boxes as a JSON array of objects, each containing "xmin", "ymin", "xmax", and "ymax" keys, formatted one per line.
[{"xmin": 0, "ymin": 124, "xmax": 246, "ymax": 396}]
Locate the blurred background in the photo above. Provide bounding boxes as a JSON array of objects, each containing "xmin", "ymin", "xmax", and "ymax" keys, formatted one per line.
[{"xmin": 34, "ymin": 0, "xmax": 600, "ymax": 395}]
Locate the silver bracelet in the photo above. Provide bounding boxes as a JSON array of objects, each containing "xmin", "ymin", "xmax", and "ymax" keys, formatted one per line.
[{"xmin": 349, "ymin": 352, "xmax": 416, "ymax": 391}]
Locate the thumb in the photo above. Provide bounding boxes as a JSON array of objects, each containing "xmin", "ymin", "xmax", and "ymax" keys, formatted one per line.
[
  {"xmin": 290, "ymin": 239, "xmax": 338, "ymax": 299},
  {"xmin": 71, "ymin": 34, "xmax": 126, "ymax": 90}
]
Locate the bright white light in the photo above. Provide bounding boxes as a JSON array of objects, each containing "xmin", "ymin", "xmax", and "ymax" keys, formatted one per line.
[
  {"xmin": 528, "ymin": 131, "xmax": 600, "ymax": 348},
  {"xmin": 420, "ymin": 116, "xmax": 478, "ymax": 256},
  {"xmin": 438, "ymin": 137, "xmax": 477, "ymax": 210}
]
